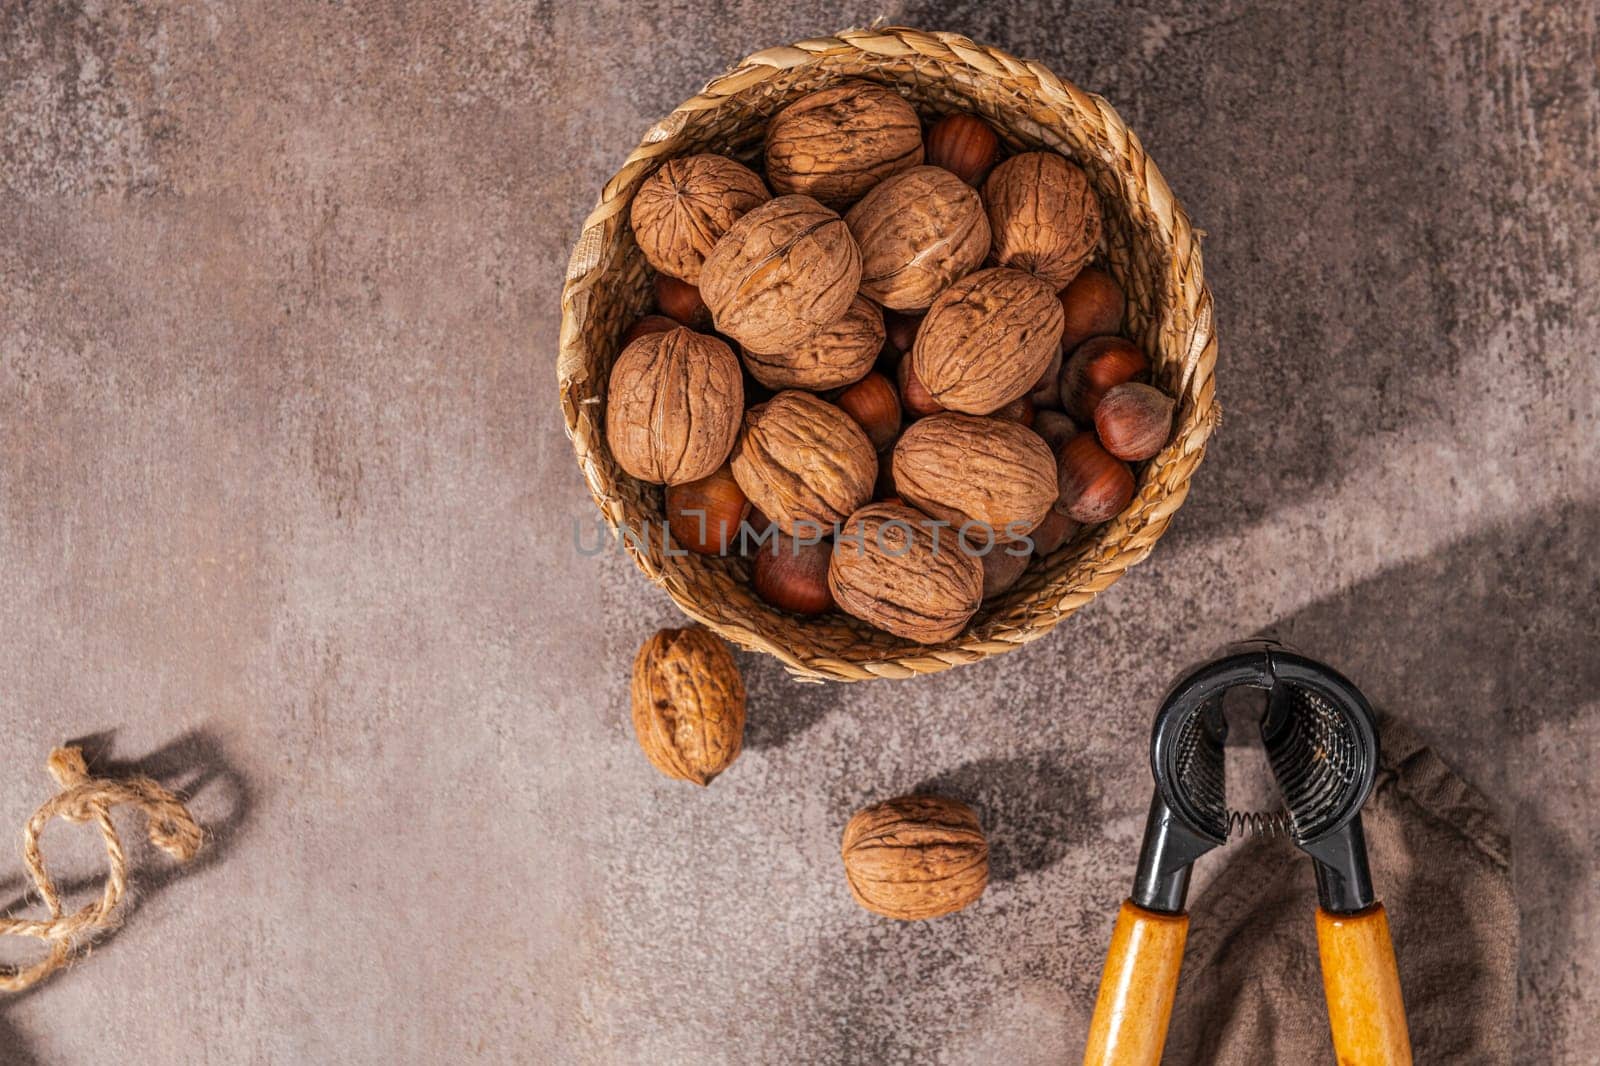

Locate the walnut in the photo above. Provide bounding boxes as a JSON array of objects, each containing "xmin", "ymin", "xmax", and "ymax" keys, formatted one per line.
[
  {"xmin": 891, "ymin": 413, "xmax": 1058, "ymax": 539},
  {"xmin": 764, "ymin": 81, "xmax": 924, "ymax": 208},
  {"xmin": 631, "ymin": 626, "xmax": 746, "ymax": 786},
  {"xmin": 729, "ymin": 391, "xmax": 877, "ymax": 535},
  {"xmin": 828, "ymin": 502, "xmax": 983, "ymax": 643},
  {"xmin": 605, "ymin": 327, "xmax": 743, "ymax": 485},
  {"xmin": 699, "ymin": 195, "xmax": 862, "ymax": 355},
  {"xmin": 629, "ymin": 154, "xmax": 770, "ymax": 284},
  {"xmin": 845, "ymin": 166, "xmax": 991, "ymax": 310},
  {"xmin": 740, "ymin": 294, "xmax": 883, "ymax": 390},
  {"xmin": 910, "ymin": 268, "xmax": 1065, "ymax": 415},
  {"xmin": 840, "ymin": 795, "xmax": 989, "ymax": 920},
  {"xmin": 983, "ymin": 152, "xmax": 1103, "ymax": 288}
]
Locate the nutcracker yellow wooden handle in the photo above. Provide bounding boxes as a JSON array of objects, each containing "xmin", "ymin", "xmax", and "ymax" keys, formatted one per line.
[
  {"xmin": 1316, "ymin": 903, "xmax": 1413, "ymax": 1065},
  {"xmin": 1083, "ymin": 900, "xmax": 1188, "ymax": 1066}
]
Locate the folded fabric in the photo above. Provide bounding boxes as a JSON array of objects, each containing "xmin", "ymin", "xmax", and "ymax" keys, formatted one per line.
[{"xmin": 1164, "ymin": 714, "xmax": 1516, "ymax": 1064}]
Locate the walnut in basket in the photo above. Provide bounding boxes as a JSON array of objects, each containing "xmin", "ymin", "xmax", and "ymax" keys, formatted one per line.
[
  {"xmin": 891, "ymin": 413, "xmax": 1058, "ymax": 539},
  {"xmin": 841, "ymin": 794, "xmax": 989, "ymax": 919},
  {"xmin": 910, "ymin": 268, "xmax": 1065, "ymax": 415},
  {"xmin": 740, "ymin": 294, "xmax": 883, "ymax": 391},
  {"xmin": 700, "ymin": 195, "xmax": 862, "ymax": 355},
  {"xmin": 764, "ymin": 81, "xmax": 924, "ymax": 208},
  {"xmin": 605, "ymin": 327, "xmax": 743, "ymax": 485},
  {"xmin": 631, "ymin": 626, "xmax": 746, "ymax": 785},
  {"xmin": 730, "ymin": 391, "xmax": 877, "ymax": 535},
  {"xmin": 845, "ymin": 166, "xmax": 991, "ymax": 311},
  {"xmin": 984, "ymin": 152, "xmax": 1103, "ymax": 289},
  {"xmin": 629, "ymin": 154, "xmax": 770, "ymax": 285},
  {"xmin": 828, "ymin": 502, "xmax": 983, "ymax": 643}
]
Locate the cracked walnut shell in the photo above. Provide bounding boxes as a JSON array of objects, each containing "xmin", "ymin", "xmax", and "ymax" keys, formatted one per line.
[
  {"xmin": 740, "ymin": 294, "xmax": 883, "ymax": 391},
  {"xmin": 840, "ymin": 795, "xmax": 989, "ymax": 920},
  {"xmin": 605, "ymin": 327, "xmax": 743, "ymax": 485},
  {"xmin": 845, "ymin": 166, "xmax": 991, "ymax": 311},
  {"xmin": 730, "ymin": 391, "xmax": 877, "ymax": 535},
  {"xmin": 699, "ymin": 195, "xmax": 862, "ymax": 355},
  {"xmin": 984, "ymin": 152, "xmax": 1103, "ymax": 288},
  {"xmin": 630, "ymin": 626, "xmax": 746, "ymax": 786},
  {"xmin": 892, "ymin": 413, "xmax": 1058, "ymax": 539},
  {"xmin": 910, "ymin": 268, "xmax": 1065, "ymax": 415},
  {"xmin": 764, "ymin": 81, "xmax": 924, "ymax": 208},
  {"xmin": 629, "ymin": 154, "xmax": 770, "ymax": 284},
  {"xmin": 828, "ymin": 503, "xmax": 983, "ymax": 644}
]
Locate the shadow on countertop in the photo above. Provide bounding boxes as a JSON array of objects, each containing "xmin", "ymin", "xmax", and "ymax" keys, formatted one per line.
[
  {"xmin": 1249, "ymin": 498, "xmax": 1599, "ymax": 1056},
  {"xmin": 914, "ymin": 751, "xmax": 1112, "ymax": 883},
  {"xmin": 781, "ymin": 500, "xmax": 1596, "ymax": 1063}
]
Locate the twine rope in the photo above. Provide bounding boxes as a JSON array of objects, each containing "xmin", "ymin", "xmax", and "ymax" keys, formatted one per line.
[{"xmin": 0, "ymin": 746, "xmax": 203, "ymax": 992}]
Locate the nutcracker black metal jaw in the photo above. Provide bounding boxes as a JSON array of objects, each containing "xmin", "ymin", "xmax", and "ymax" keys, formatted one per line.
[{"xmin": 1132, "ymin": 642, "xmax": 1381, "ymax": 915}]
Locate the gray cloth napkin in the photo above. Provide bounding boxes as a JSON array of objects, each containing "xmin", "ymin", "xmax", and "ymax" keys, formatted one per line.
[{"xmin": 1164, "ymin": 715, "xmax": 1517, "ymax": 1064}]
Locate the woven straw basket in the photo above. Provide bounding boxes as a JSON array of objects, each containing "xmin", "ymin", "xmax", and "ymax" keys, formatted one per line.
[{"xmin": 559, "ymin": 26, "xmax": 1218, "ymax": 682}]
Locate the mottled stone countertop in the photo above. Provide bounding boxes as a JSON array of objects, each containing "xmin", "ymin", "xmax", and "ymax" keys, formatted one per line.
[{"xmin": 1, "ymin": 3, "xmax": 1595, "ymax": 1063}]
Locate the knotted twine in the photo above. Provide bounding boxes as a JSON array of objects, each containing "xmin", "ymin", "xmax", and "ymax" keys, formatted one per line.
[{"xmin": 0, "ymin": 746, "xmax": 202, "ymax": 992}]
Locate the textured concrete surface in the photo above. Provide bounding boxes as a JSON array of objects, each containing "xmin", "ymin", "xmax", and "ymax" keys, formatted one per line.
[{"xmin": 1, "ymin": 2, "xmax": 1596, "ymax": 1063}]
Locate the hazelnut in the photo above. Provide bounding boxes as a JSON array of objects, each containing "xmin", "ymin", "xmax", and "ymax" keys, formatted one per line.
[
  {"xmin": 752, "ymin": 533, "xmax": 835, "ymax": 616},
  {"xmin": 631, "ymin": 626, "xmax": 746, "ymax": 786},
  {"xmin": 1029, "ymin": 345, "xmax": 1065, "ymax": 410},
  {"xmin": 764, "ymin": 82, "xmax": 924, "ymax": 208},
  {"xmin": 665, "ymin": 464, "xmax": 750, "ymax": 555},
  {"xmin": 840, "ymin": 795, "xmax": 989, "ymax": 920},
  {"xmin": 896, "ymin": 355, "xmax": 944, "ymax": 418},
  {"xmin": 629, "ymin": 154, "xmax": 770, "ymax": 284},
  {"xmin": 740, "ymin": 294, "xmax": 883, "ymax": 391},
  {"xmin": 1056, "ymin": 432, "xmax": 1135, "ymax": 524},
  {"xmin": 883, "ymin": 309, "xmax": 923, "ymax": 354},
  {"xmin": 700, "ymin": 195, "xmax": 862, "ymax": 355},
  {"xmin": 911, "ymin": 268, "xmax": 1065, "ymax": 415},
  {"xmin": 621, "ymin": 314, "xmax": 678, "ymax": 347},
  {"xmin": 892, "ymin": 413, "xmax": 1058, "ymax": 539},
  {"xmin": 1032, "ymin": 410, "xmax": 1080, "ymax": 454},
  {"xmin": 982, "ymin": 546, "xmax": 1031, "ymax": 599},
  {"xmin": 834, "ymin": 370, "xmax": 903, "ymax": 452},
  {"xmin": 1030, "ymin": 504, "xmax": 1082, "ymax": 556},
  {"xmin": 1094, "ymin": 382, "xmax": 1175, "ymax": 461},
  {"xmin": 741, "ymin": 507, "xmax": 775, "ymax": 554},
  {"xmin": 829, "ymin": 503, "xmax": 983, "ymax": 644},
  {"xmin": 994, "ymin": 395, "xmax": 1036, "ymax": 428},
  {"xmin": 984, "ymin": 152, "xmax": 1103, "ymax": 288},
  {"xmin": 845, "ymin": 166, "xmax": 990, "ymax": 310},
  {"xmin": 730, "ymin": 391, "xmax": 877, "ymax": 535},
  {"xmin": 1061, "ymin": 336, "xmax": 1150, "ymax": 422},
  {"xmin": 1059, "ymin": 266, "xmax": 1126, "ymax": 351},
  {"xmin": 926, "ymin": 113, "xmax": 1003, "ymax": 186},
  {"xmin": 605, "ymin": 327, "xmax": 743, "ymax": 485},
  {"xmin": 655, "ymin": 274, "xmax": 712, "ymax": 329}
]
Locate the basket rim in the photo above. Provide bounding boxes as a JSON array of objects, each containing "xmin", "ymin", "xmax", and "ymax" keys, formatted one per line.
[{"xmin": 558, "ymin": 25, "xmax": 1219, "ymax": 682}]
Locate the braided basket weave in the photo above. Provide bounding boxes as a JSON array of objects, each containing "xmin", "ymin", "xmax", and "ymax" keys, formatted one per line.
[{"xmin": 559, "ymin": 26, "xmax": 1218, "ymax": 682}]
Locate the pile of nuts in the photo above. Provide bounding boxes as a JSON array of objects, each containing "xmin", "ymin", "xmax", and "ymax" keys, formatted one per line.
[{"xmin": 608, "ymin": 81, "xmax": 1177, "ymax": 645}]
